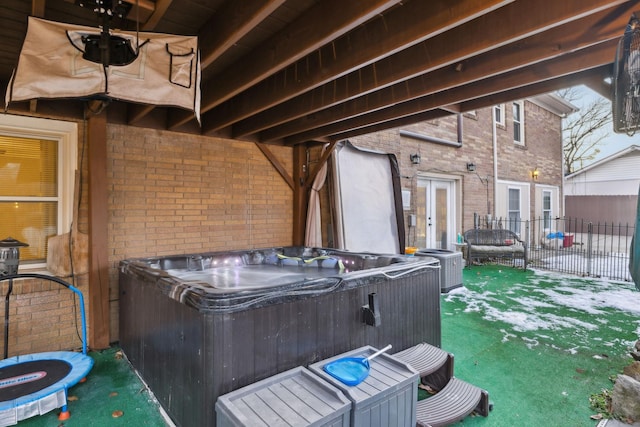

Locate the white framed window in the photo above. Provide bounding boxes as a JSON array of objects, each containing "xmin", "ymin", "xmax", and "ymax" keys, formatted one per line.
[
  {"xmin": 507, "ymin": 187, "xmax": 521, "ymax": 234},
  {"xmin": 0, "ymin": 115, "xmax": 77, "ymax": 267},
  {"xmin": 493, "ymin": 104, "xmax": 505, "ymax": 126},
  {"xmin": 542, "ymin": 190, "xmax": 552, "ymax": 229},
  {"xmin": 512, "ymin": 101, "xmax": 524, "ymax": 145}
]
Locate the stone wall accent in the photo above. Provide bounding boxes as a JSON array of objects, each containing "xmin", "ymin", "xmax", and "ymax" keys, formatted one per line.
[{"xmin": 612, "ymin": 374, "xmax": 640, "ymax": 421}]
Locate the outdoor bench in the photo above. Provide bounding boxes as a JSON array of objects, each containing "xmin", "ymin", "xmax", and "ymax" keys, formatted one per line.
[{"xmin": 463, "ymin": 228, "xmax": 528, "ymax": 269}]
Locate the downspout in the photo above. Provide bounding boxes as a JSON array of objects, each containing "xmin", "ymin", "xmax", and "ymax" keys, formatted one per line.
[
  {"xmin": 492, "ymin": 107, "xmax": 498, "ymax": 219},
  {"xmin": 560, "ymin": 115, "xmax": 567, "ymax": 218}
]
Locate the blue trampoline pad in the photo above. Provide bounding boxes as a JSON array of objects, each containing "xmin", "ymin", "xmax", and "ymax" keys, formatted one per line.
[{"xmin": 0, "ymin": 351, "xmax": 93, "ymax": 427}]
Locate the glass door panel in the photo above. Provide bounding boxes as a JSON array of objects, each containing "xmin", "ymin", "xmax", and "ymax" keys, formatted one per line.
[{"xmin": 417, "ymin": 178, "xmax": 455, "ymax": 249}]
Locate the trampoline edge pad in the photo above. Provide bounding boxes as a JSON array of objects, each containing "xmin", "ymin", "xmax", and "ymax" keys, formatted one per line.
[{"xmin": 0, "ymin": 351, "xmax": 93, "ymax": 427}]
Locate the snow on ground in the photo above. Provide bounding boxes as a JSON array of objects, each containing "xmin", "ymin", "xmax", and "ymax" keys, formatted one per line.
[
  {"xmin": 535, "ymin": 251, "xmax": 632, "ymax": 282},
  {"xmin": 444, "ymin": 267, "xmax": 640, "ymax": 355}
]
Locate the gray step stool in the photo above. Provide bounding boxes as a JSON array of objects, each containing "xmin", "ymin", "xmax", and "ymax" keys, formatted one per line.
[
  {"xmin": 393, "ymin": 342, "xmax": 453, "ymax": 391},
  {"xmin": 394, "ymin": 342, "xmax": 491, "ymax": 427}
]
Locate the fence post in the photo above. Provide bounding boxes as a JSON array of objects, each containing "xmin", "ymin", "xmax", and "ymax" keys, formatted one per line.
[{"xmin": 587, "ymin": 222, "xmax": 593, "ymax": 277}]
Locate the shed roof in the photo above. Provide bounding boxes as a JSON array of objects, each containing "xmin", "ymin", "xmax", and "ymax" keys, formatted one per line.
[{"xmin": 565, "ymin": 144, "xmax": 640, "ymax": 179}]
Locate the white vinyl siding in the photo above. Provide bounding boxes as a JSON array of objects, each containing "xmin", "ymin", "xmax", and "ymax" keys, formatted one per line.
[{"xmin": 564, "ymin": 149, "xmax": 640, "ymax": 196}]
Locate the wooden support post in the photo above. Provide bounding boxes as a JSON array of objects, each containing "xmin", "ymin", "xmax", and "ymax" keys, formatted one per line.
[
  {"xmin": 86, "ymin": 109, "xmax": 110, "ymax": 349},
  {"xmin": 292, "ymin": 144, "xmax": 308, "ymax": 245}
]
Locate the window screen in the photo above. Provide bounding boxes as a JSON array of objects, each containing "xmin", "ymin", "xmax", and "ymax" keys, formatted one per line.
[
  {"xmin": 508, "ymin": 188, "xmax": 521, "ymax": 234},
  {"xmin": 543, "ymin": 190, "xmax": 552, "ymax": 229},
  {"xmin": 513, "ymin": 102, "xmax": 523, "ymax": 144}
]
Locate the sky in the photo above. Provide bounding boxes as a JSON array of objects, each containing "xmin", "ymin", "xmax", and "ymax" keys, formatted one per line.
[{"xmin": 568, "ymin": 85, "xmax": 638, "ymax": 166}]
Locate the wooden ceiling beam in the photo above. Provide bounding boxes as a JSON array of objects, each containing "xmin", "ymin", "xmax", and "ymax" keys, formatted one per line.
[
  {"xmin": 127, "ymin": 104, "xmax": 156, "ymax": 125},
  {"xmin": 101, "ymin": 0, "xmax": 156, "ymax": 24},
  {"xmin": 283, "ymin": 39, "xmax": 618, "ymax": 145},
  {"xmin": 129, "ymin": 0, "xmax": 285, "ymax": 124},
  {"xmin": 328, "ymin": 109, "xmax": 454, "ymax": 142},
  {"xmin": 259, "ymin": 3, "xmax": 632, "ymax": 142},
  {"xmin": 460, "ymin": 65, "xmax": 612, "ymax": 111},
  {"xmin": 201, "ymin": 0, "xmax": 513, "ymax": 133},
  {"xmin": 583, "ymin": 72, "xmax": 614, "ymax": 99},
  {"xmin": 131, "ymin": 0, "xmax": 281, "ymax": 123},
  {"xmin": 328, "ymin": 68, "xmax": 610, "ymax": 141},
  {"xmin": 141, "ymin": 0, "xmax": 172, "ymax": 30},
  {"xmin": 168, "ymin": 0, "xmax": 401, "ymax": 130},
  {"xmin": 198, "ymin": 0, "xmax": 286, "ymax": 69},
  {"xmin": 440, "ymin": 104, "xmax": 462, "ymax": 114},
  {"xmin": 61, "ymin": 0, "xmax": 161, "ymax": 26},
  {"xmin": 235, "ymin": 0, "xmax": 633, "ymax": 140},
  {"xmin": 31, "ymin": 0, "xmax": 46, "ymax": 16},
  {"xmin": 329, "ymin": 67, "xmax": 611, "ymax": 142}
]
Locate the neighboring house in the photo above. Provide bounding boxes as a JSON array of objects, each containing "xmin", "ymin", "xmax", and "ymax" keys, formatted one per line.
[
  {"xmin": 342, "ymin": 93, "xmax": 576, "ymax": 250},
  {"xmin": 564, "ymin": 145, "xmax": 640, "ymax": 229}
]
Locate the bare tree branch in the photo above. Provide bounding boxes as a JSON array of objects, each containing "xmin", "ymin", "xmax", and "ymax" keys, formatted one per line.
[{"xmin": 559, "ymin": 89, "xmax": 611, "ymax": 174}]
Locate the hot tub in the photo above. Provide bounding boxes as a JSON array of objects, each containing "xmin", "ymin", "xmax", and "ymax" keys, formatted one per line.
[{"xmin": 119, "ymin": 246, "xmax": 441, "ymax": 427}]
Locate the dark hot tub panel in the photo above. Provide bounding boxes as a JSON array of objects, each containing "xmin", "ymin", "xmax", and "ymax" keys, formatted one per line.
[{"xmin": 119, "ymin": 246, "xmax": 441, "ymax": 427}]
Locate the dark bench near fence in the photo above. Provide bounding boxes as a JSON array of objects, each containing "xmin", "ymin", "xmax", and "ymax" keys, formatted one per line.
[{"xmin": 463, "ymin": 229, "xmax": 528, "ymax": 269}]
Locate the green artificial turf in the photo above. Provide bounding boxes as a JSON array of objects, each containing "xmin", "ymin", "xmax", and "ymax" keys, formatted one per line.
[
  {"xmin": 17, "ymin": 347, "xmax": 168, "ymax": 427},
  {"xmin": 435, "ymin": 265, "xmax": 637, "ymax": 426}
]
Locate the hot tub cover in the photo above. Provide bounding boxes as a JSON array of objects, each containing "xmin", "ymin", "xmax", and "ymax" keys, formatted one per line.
[{"xmin": 121, "ymin": 247, "xmax": 440, "ymax": 313}]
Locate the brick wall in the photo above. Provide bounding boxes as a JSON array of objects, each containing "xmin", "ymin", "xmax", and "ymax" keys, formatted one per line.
[
  {"xmin": 107, "ymin": 125, "xmax": 293, "ymax": 258},
  {"xmin": 1, "ymin": 275, "xmax": 89, "ymax": 357},
  {"xmin": 518, "ymin": 102, "xmax": 565, "ymax": 185},
  {"xmin": 329, "ymin": 102, "xmax": 564, "ymax": 244},
  {"xmin": 106, "ymin": 125, "xmax": 294, "ymax": 340},
  {"xmin": 3, "ymin": 119, "xmax": 294, "ymax": 352}
]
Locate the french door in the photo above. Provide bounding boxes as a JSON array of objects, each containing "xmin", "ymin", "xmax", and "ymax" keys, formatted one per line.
[{"xmin": 416, "ymin": 178, "xmax": 456, "ymax": 249}]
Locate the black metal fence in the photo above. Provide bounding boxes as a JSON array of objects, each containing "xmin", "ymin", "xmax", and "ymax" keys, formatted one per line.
[{"xmin": 473, "ymin": 214, "xmax": 635, "ymax": 282}]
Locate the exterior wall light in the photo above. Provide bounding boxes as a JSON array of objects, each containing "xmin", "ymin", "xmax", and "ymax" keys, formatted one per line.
[
  {"xmin": 410, "ymin": 153, "xmax": 421, "ymax": 164},
  {"xmin": 532, "ymin": 168, "xmax": 539, "ymax": 180},
  {"xmin": 0, "ymin": 237, "xmax": 29, "ymax": 276},
  {"xmin": 466, "ymin": 162, "xmax": 476, "ymax": 172}
]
